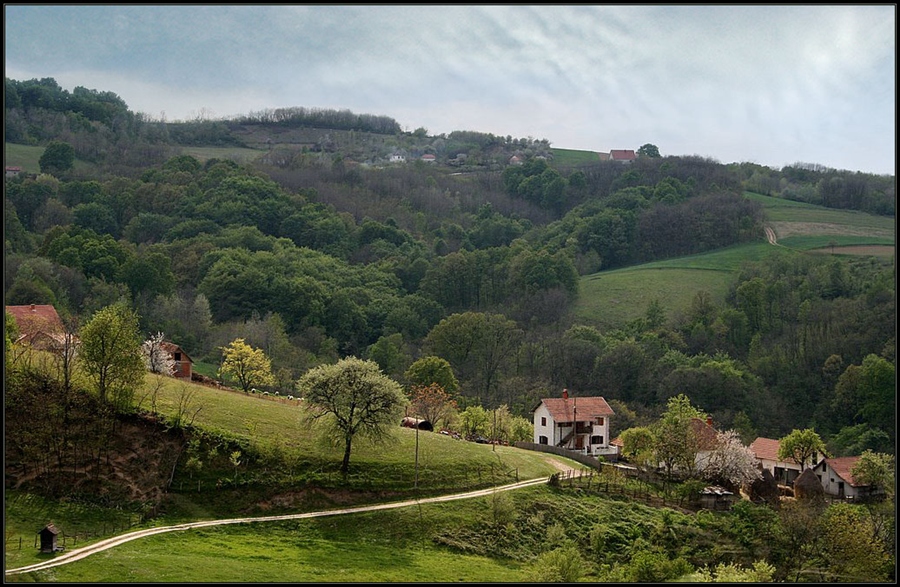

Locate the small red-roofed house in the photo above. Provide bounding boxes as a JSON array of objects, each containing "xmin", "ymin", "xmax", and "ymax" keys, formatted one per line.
[
  {"xmin": 5, "ymin": 304, "xmax": 74, "ymax": 353},
  {"xmin": 749, "ymin": 437, "xmax": 824, "ymax": 485},
  {"xmin": 609, "ymin": 149, "xmax": 636, "ymax": 163},
  {"xmin": 159, "ymin": 341, "xmax": 193, "ymax": 379},
  {"xmin": 532, "ymin": 389, "xmax": 616, "ymax": 458},
  {"xmin": 813, "ymin": 456, "xmax": 878, "ymax": 499}
]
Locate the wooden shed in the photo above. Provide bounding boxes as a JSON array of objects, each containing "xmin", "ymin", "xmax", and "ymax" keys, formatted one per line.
[
  {"xmin": 39, "ymin": 523, "xmax": 61, "ymax": 553},
  {"xmin": 698, "ymin": 485, "xmax": 738, "ymax": 510}
]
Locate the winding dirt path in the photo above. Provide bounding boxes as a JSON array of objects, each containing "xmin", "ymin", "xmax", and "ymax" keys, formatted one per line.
[{"xmin": 6, "ymin": 467, "xmax": 581, "ymax": 577}]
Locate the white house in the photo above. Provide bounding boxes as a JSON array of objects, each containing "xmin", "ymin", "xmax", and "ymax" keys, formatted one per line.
[
  {"xmin": 749, "ymin": 437, "xmax": 824, "ymax": 485},
  {"xmin": 532, "ymin": 389, "xmax": 615, "ymax": 458},
  {"xmin": 813, "ymin": 456, "xmax": 875, "ymax": 499},
  {"xmin": 388, "ymin": 153, "xmax": 406, "ymax": 163}
]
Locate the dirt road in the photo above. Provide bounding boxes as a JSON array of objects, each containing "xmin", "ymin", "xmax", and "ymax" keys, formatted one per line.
[{"xmin": 6, "ymin": 472, "xmax": 575, "ymax": 577}]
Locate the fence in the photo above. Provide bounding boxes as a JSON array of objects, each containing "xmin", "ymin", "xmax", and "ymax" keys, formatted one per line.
[{"xmin": 5, "ymin": 519, "xmax": 143, "ymax": 551}]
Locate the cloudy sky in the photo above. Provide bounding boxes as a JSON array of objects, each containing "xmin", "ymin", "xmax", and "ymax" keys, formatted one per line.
[{"xmin": 5, "ymin": 5, "xmax": 896, "ymax": 175}]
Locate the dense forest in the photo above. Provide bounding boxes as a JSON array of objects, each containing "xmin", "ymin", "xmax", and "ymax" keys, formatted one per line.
[{"xmin": 4, "ymin": 76, "xmax": 896, "ymax": 455}]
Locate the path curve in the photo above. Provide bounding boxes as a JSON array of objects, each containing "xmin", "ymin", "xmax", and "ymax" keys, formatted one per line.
[{"xmin": 6, "ymin": 472, "xmax": 578, "ymax": 576}]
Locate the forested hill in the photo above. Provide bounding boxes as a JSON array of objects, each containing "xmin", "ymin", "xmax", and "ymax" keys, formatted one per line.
[{"xmin": 4, "ymin": 76, "xmax": 896, "ymax": 453}]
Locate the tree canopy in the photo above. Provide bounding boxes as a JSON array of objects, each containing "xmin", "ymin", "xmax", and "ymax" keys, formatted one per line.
[{"xmin": 296, "ymin": 357, "xmax": 408, "ymax": 475}]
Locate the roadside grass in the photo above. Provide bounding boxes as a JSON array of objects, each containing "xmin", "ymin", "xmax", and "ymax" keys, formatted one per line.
[{"xmin": 6, "ymin": 370, "xmax": 578, "ymax": 572}]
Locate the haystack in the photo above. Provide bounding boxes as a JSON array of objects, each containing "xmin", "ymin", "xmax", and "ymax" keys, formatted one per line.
[{"xmin": 793, "ymin": 468, "xmax": 824, "ymax": 502}]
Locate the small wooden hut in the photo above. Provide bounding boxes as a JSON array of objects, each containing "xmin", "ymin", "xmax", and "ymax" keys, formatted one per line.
[{"xmin": 39, "ymin": 524, "xmax": 60, "ymax": 553}]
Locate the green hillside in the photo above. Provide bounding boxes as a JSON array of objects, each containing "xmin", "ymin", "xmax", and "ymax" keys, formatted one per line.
[{"xmin": 574, "ymin": 193, "xmax": 895, "ymax": 330}]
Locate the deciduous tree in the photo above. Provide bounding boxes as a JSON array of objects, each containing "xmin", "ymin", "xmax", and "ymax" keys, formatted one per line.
[
  {"xmin": 297, "ymin": 357, "xmax": 408, "ymax": 475},
  {"xmin": 39, "ymin": 140, "xmax": 75, "ymax": 175},
  {"xmin": 777, "ymin": 428, "xmax": 827, "ymax": 471},
  {"xmin": 404, "ymin": 355, "xmax": 459, "ymax": 393},
  {"xmin": 79, "ymin": 302, "xmax": 145, "ymax": 409},
  {"xmin": 408, "ymin": 383, "xmax": 457, "ymax": 431},
  {"xmin": 218, "ymin": 338, "xmax": 276, "ymax": 393}
]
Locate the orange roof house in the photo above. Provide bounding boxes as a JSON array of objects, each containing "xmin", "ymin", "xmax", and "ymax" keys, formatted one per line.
[
  {"xmin": 159, "ymin": 341, "xmax": 193, "ymax": 379},
  {"xmin": 5, "ymin": 304, "xmax": 73, "ymax": 351},
  {"xmin": 749, "ymin": 436, "xmax": 824, "ymax": 485},
  {"xmin": 813, "ymin": 456, "xmax": 878, "ymax": 499},
  {"xmin": 609, "ymin": 149, "xmax": 636, "ymax": 163},
  {"xmin": 533, "ymin": 389, "xmax": 616, "ymax": 458}
]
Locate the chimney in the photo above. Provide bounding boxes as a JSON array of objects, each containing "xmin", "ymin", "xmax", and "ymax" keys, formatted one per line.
[
  {"xmin": 562, "ymin": 388, "xmax": 568, "ymax": 400},
  {"xmin": 706, "ymin": 416, "xmax": 713, "ymax": 427},
  {"xmin": 30, "ymin": 304, "xmax": 36, "ymax": 312}
]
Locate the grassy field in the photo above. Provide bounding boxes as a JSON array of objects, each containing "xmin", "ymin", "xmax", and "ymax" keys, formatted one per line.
[
  {"xmin": 574, "ymin": 192, "xmax": 895, "ymax": 330},
  {"xmin": 5, "ymin": 370, "xmax": 582, "ymax": 573},
  {"xmin": 7, "ymin": 480, "xmax": 723, "ymax": 583},
  {"xmin": 550, "ymin": 147, "xmax": 602, "ymax": 167},
  {"xmin": 4, "ymin": 143, "xmax": 44, "ymax": 173},
  {"xmin": 177, "ymin": 145, "xmax": 265, "ymax": 164}
]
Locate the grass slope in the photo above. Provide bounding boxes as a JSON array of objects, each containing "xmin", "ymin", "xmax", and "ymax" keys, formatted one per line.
[{"xmin": 574, "ymin": 192, "xmax": 895, "ymax": 330}]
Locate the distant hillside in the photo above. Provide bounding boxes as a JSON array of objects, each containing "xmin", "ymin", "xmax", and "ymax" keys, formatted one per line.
[{"xmin": 574, "ymin": 192, "xmax": 895, "ymax": 330}]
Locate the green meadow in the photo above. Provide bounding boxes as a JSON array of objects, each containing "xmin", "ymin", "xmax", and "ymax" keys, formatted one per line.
[{"xmin": 574, "ymin": 192, "xmax": 895, "ymax": 331}]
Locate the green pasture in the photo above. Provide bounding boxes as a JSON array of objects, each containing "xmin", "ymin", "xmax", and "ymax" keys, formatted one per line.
[
  {"xmin": 746, "ymin": 191, "xmax": 896, "ymax": 233},
  {"xmin": 4, "ymin": 143, "xmax": 43, "ymax": 173},
  {"xmin": 574, "ymin": 193, "xmax": 895, "ymax": 331},
  {"xmin": 574, "ymin": 242, "xmax": 781, "ymax": 330},
  {"xmin": 550, "ymin": 148, "xmax": 601, "ymax": 167},
  {"xmin": 136, "ymin": 374, "xmax": 567, "ymax": 491},
  {"xmin": 177, "ymin": 146, "xmax": 264, "ymax": 164}
]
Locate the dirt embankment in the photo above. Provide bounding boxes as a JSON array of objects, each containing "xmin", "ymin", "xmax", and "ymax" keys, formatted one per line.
[{"xmin": 6, "ymin": 414, "xmax": 185, "ymax": 505}]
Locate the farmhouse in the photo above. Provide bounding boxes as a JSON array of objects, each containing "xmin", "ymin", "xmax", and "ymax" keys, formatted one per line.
[
  {"xmin": 5, "ymin": 303, "xmax": 74, "ymax": 353},
  {"xmin": 532, "ymin": 389, "xmax": 616, "ymax": 458},
  {"xmin": 609, "ymin": 149, "xmax": 636, "ymax": 163},
  {"xmin": 812, "ymin": 456, "xmax": 876, "ymax": 499},
  {"xmin": 749, "ymin": 437, "xmax": 824, "ymax": 485},
  {"xmin": 159, "ymin": 341, "xmax": 193, "ymax": 379}
]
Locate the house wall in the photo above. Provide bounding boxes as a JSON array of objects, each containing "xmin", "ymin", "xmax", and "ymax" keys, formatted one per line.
[
  {"xmin": 533, "ymin": 404, "xmax": 558, "ymax": 445},
  {"xmin": 759, "ymin": 458, "xmax": 802, "ymax": 484},
  {"xmin": 816, "ymin": 464, "xmax": 861, "ymax": 498},
  {"xmin": 173, "ymin": 359, "xmax": 192, "ymax": 378},
  {"xmin": 815, "ymin": 463, "xmax": 861, "ymax": 498}
]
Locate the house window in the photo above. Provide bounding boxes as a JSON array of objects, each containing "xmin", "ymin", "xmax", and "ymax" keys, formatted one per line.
[
  {"xmin": 174, "ymin": 352, "xmax": 182, "ymax": 361},
  {"xmin": 538, "ymin": 436, "xmax": 548, "ymax": 445},
  {"xmin": 596, "ymin": 417, "xmax": 604, "ymax": 426},
  {"xmin": 591, "ymin": 435, "xmax": 602, "ymax": 445},
  {"xmin": 541, "ymin": 417, "xmax": 546, "ymax": 426}
]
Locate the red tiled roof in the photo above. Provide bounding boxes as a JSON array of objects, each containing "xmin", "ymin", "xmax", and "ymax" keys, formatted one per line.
[
  {"xmin": 539, "ymin": 396, "xmax": 615, "ymax": 423},
  {"xmin": 690, "ymin": 417, "xmax": 720, "ymax": 451},
  {"xmin": 6, "ymin": 304, "xmax": 65, "ymax": 335},
  {"xmin": 749, "ymin": 437, "xmax": 809, "ymax": 466},
  {"xmin": 159, "ymin": 341, "xmax": 193, "ymax": 364},
  {"xmin": 821, "ymin": 456, "xmax": 863, "ymax": 487},
  {"xmin": 610, "ymin": 149, "xmax": 636, "ymax": 160}
]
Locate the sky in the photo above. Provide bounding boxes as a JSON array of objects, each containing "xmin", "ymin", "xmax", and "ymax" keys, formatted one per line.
[{"xmin": 4, "ymin": 5, "xmax": 896, "ymax": 175}]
